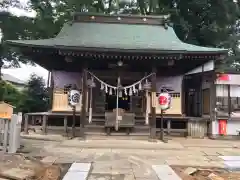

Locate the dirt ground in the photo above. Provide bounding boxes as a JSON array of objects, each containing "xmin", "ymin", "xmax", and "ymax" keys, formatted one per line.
[
  {"xmin": 0, "ymin": 153, "xmax": 61, "ymax": 180},
  {"xmin": 172, "ymin": 166, "xmax": 240, "ymax": 180}
]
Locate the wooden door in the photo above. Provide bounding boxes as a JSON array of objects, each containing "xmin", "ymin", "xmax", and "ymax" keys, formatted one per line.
[{"xmin": 130, "ymin": 95, "xmax": 143, "ymax": 115}]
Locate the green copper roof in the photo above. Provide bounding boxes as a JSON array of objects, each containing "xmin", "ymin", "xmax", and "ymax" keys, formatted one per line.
[{"xmin": 6, "ymin": 15, "xmax": 227, "ymax": 53}]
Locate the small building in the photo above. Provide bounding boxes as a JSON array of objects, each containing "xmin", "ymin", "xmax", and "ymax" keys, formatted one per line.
[
  {"xmin": 2, "ymin": 73, "xmax": 25, "ymax": 91},
  {"xmin": 6, "ymin": 13, "xmax": 229, "ymax": 139}
]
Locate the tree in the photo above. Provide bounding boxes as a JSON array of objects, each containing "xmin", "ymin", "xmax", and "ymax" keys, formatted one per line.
[
  {"xmin": 0, "ymin": 4, "xmax": 36, "ymax": 74},
  {"xmin": 2, "ymin": 0, "xmax": 240, "ymax": 72},
  {"xmin": 19, "ymin": 74, "xmax": 49, "ymax": 113},
  {"xmin": 0, "ymin": 80, "xmax": 25, "ymax": 112},
  {"xmin": 0, "ymin": 1, "xmax": 37, "ymax": 103}
]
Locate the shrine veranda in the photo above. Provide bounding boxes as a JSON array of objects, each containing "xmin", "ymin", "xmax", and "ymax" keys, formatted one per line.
[{"xmin": 7, "ymin": 13, "xmax": 238, "ymax": 139}]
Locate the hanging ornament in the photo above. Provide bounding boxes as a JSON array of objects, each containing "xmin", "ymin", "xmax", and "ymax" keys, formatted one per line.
[
  {"xmin": 109, "ymin": 88, "xmax": 113, "ymax": 95},
  {"xmin": 138, "ymin": 82, "xmax": 142, "ymax": 90},
  {"xmin": 136, "ymin": 89, "xmax": 139, "ymax": 96},
  {"xmin": 133, "ymin": 85, "xmax": 136, "ymax": 93},
  {"xmin": 100, "ymin": 82, "xmax": 104, "ymax": 90},
  {"xmin": 119, "ymin": 90, "xmax": 123, "ymax": 98},
  {"xmin": 124, "ymin": 88, "xmax": 128, "ymax": 95},
  {"xmin": 129, "ymin": 88, "xmax": 133, "ymax": 96},
  {"xmin": 105, "ymin": 84, "xmax": 108, "ymax": 93}
]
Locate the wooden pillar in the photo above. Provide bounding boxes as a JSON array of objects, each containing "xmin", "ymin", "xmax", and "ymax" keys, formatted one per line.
[
  {"xmin": 181, "ymin": 77, "xmax": 185, "ymax": 116},
  {"xmin": 80, "ymin": 68, "xmax": 88, "ymax": 137},
  {"xmin": 150, "ymin": 67, "xmax": 157, "ymax": 139},
  {"xmin": 23, "ymin": 114, "xmax": 29, "ymax": 134},
  {"xmin": 47, "ymin": 71, "xmax": 51, "ymax": 88},
  {"xmin": 209, "ymin": 73, "xmax": 217, "ymax": 139},
  {"xmin": 64, "ymin": 116, "xmax": 68, "ymax": 134},
  {"xmin": 42, "ymin": 115, "xmax": 48, "ymax": 135},
  {"xmin": 167, "ymin": 119, "xmax": 171, "ymax": 135},
  {"xmin": 31, "ymin": 116, "xmax": 35, "ymax": 125},
  {"xmin": 200, "ymin": 65, "xmax": 204, "ymax": 116},
  {"xmin": 227, "ymin": 84, "xmax": 231, "ymax": 118},
  {"xmin": 49, "ymin": 71, "xmax": 54, "ymax": 111}
]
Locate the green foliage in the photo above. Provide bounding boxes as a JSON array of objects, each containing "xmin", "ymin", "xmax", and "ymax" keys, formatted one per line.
[
  {"xmin": 0, "ymin": 74, "xmax": 48, "ymax": 113},
  {"xmin": 1, "ymin": 0, "xmax": 240, "ymax": 71},
  {"xmin": 20, "ymin": 74, "xmax": 49, "ymax": 113},
  {"xmin": 0, "ymin": 80, "xmax": 24, "ymax": 112}
]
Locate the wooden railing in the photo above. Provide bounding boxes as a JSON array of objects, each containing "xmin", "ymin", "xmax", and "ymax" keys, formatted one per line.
[
  {"xmin": 51, "ymin": 88, "xmax": 181, "ymax": 114},
  {"xmin": 52, "ymin": 88, "xmax": 87, "ymax": 112}
]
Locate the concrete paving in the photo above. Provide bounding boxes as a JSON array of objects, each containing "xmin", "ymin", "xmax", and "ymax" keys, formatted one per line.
[
  {"xmin": 19, "ymin": 137, "xmax": 240, "ymax": 179},
  {"xmin": 219, "ymin": 156, "xmax": 240, "ymax": 171}
]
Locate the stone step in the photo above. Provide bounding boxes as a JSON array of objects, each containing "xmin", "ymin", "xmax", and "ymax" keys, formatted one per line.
[
  {"xmin": 62, "ymin": 163, "xmax": 91, "ymax": 180},
  {"xmin": 152, "ymin": 165, "xmax": 182, "ymax": 180}
]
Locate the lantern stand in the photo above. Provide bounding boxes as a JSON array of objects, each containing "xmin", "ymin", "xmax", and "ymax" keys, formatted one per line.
[
  {"xmin": 87, "ymin": 77, "xmax": 96, "ymax": 124},
  {"xmin": 159, "ymin": 88, "xmax": 169, "ymax": 143},
  {"xmin": 68, "ymin": 84, "xmax": 81, "ymax": 139},
  {"xmin": 160, "ymin": 109, "xmax": 164, "ymax": 141},
  {"xmin": 72, "ymin": 106, "xmax": 76, "ymax": 138}
]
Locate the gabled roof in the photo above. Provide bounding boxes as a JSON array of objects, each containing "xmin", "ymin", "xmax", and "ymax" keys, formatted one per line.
[
  {"xmin": 2, "ymin": 73, "xmax": 25, "ymax": 85},
  {"xmin": 6, "ymin": 13, "xmax": 227, "ymax": 54}
]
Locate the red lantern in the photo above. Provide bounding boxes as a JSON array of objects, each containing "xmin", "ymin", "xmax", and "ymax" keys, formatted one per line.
[
  {"xmin": 217, "ymin": 74, "xmax": 230, "ymax": 81},
  {"xmin": 159, "ymin": 95, "xmax": 167, "ymax": 105},
  {"xmin": 158, "ymin": 93, "xmax": 171, "ymax": 110}
]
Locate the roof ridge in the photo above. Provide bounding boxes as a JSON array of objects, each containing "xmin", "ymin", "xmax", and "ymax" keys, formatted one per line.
[
  {"xmin": 1, "ymin": 73, "xmax": 25, "ymax": 85},
  {"xmin": 73, "ymin": 12, "xmax": 170, "ymax": 19}
]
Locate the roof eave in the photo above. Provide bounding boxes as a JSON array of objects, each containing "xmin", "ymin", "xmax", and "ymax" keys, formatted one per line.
[{"xmin": 6, "ymin": 40, "xmax": 228, "ymax": 55}]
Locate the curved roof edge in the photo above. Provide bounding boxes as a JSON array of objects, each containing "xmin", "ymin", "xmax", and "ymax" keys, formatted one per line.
[{"xmin": 6, "ymin": 13, "xmax": 228, "ymax": 55}]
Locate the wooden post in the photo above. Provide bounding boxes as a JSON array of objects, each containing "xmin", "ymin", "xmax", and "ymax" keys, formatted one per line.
[
  {"xmin": 200, "ymin": 65, "xmax": 204, "ymax": 116},
  {"xmin": 49, "ymin": 71, "xmax": 54, "ymax": 111},
  {"xmin": 167, "ymin": 119, "xmax": 171, "ymax": 135},
  {"xmin": 47, "ymin": 71, "xmax": 51, "ymax": 88},
  {"xmin": 42, "ymin": 115, "xmax": 48, "ymax": 135},
  {"xmin": 64, "ymin": 116, "xmax": 68, "ymax": 134},
  {"xmin": 227, "ymin": 84, "xmax": 231, "ymax": 118},
  {"xmin": 72, "ymin": 107, "xmax": 76, "ymax": 138},
  {"xmin": 31, "ymin": 116, "xmax": 34, "ymax": 125},
  {"xmin": 3, "ymin": 119, "xmax": 9, "ymax": 153},
  {"xmin": 24, "ymin": 114, "xmax": 29, "ymax": 134},
  {"xmin": 150, "ymin": 67, "xmax": 157, "ymax": 139},
  {"xmin": 80, "ymin": 68, "xmax": 88, "ymax": 138},
  {"xmin": 209, "ymin": 73, "xmax": 217, "ymax": 139}
]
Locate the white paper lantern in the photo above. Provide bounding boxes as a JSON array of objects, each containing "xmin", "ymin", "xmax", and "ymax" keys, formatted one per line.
[
  {"xmin": 68, "ymin": 90, "xmax": 81, "ymax": 107},
  {"xmin": 158, "ymin": 92, "xmax": 171, "ymax": 110}
]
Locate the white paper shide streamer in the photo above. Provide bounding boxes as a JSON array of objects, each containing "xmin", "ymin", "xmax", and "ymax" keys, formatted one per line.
[{"xmin": 86, "ymin": 70, "xmax": 155, "ymax": 97}]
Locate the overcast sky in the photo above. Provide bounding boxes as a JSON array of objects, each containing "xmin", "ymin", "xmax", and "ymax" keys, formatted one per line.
[{"xmin": 2, "ymin": 0, "xmax": 48, "ymax": 82}]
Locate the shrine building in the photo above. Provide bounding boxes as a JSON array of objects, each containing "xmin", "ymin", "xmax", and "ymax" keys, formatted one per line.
[{"xmin": 7, "ymin": 13, "xmax": 235, "ymax": 139}]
